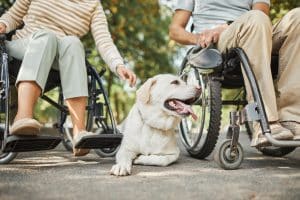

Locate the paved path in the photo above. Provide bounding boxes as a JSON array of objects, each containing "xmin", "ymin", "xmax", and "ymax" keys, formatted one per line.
[{"xmin": 0, "ymin": 133, "xmax": 299, "ymax": 200}]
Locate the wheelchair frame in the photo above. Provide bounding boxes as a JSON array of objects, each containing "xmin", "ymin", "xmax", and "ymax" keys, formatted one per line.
[
  {"xmin": 0, "ymin": 34, "xmax": 122, "ymax": 164},
  {"xmin": 179, "ymin": 46, "xmax": 300, "ymax": 170}
]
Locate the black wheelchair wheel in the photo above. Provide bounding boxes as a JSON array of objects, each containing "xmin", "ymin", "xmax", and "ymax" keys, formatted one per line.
[
  {"xmin": 93, "ymin": 127, "xmax": 120, "ymax": 157},
  {"xmin": 0, "ymin": 127, "xmax": 17, "ymax": 164},
  {"xmin": 0, "ymin": 151, "xmax": 17, "ymax": 164},
  {"xmin": 0, "ymin": 69, "xmax": 18, "ymax": 164},
  {"xmin": 94, "ymin": 147, "xmax": 119, "ymax": 157},
  {"xmin": 0, "ymin": 91, "xmax": 18, "ymax": 164},
  {"xmin": 179, "ymin": 66, "xmax": 222, "ymax": 159},
  {"xmin": 245, "ymin": 122, "xmax": 296, "ymax": 157}
]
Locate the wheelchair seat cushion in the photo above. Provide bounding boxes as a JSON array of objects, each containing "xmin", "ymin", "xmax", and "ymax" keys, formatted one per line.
[{"xmin": 188, "ymin": 46, "xmax": 223, "ymax": 70}]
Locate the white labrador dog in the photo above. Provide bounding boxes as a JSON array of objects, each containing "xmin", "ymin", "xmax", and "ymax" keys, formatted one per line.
[{"xmin": 110, "ymin": 74, "xmax": 200, "ymax": 176}]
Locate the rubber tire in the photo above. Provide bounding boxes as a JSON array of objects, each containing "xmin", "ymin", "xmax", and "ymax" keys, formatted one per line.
[
  {"xmin": 181, "ymin": 78, "xmax": 222, "ymax": 159},
  {"xmin": 0, "ymin": 71, "xmax": 18, "ymax": 164},
  {"xmin": 214, "ymin": 139, "xmax": 244, "ymax": 170},
  {"xmin": 0, "ymin": 152, "xmax": 17, "ymax": 164},
  {"xmin": 245, "ymin": 122, "xmax": 296, "ymax": 157},
  {"xmin": 94, "ymin": 128, "xmax": 120, "ymax": 158},
  {"xmin": 94, "ymin": 146, "xmax": 119, "ymax": 158},
  {"xmin": 61, "ymin": 128, "xmax": 73, "ymax": 152}
]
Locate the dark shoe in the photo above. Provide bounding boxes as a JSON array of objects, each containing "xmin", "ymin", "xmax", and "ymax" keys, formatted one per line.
[
  {"xmin": 281, "ymin": 121, "xmax": 300, "ymax": 140},
  {"xmin": 72, "ymin": 131, "xmax": 97, "ymax": 156},
  {"xmin": 10, "ymin": 118, "xmax": 42, "ymax": 136},
  {"xmin": 251, "ymin": 122, "xmax": 294, "ymax": 147}
]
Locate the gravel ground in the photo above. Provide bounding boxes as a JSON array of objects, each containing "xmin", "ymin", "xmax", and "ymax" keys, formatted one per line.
[{"xmin": 0, "ymin": 132, "xmax": 299, "ymax": 200}]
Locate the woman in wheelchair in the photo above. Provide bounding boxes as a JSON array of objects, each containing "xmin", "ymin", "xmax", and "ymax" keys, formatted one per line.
[
  {"xmin": 169, "ymin": 1, "xmax": 300, "ymax": 147},
  {"xmin": 0, "ymin": 0, "xmax": 136, "ymax": 156}
]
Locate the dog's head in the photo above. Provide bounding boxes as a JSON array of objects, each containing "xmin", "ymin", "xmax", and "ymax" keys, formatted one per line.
[{"xmin": 136, "ymin": 74, "xmax": 201, "ymax": 121}]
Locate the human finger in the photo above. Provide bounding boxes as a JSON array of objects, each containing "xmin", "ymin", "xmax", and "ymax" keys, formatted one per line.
[
  {"xmin": 132, "ymin": 73, "xmax": 137, "ymax": 86},
  {"xmin": 119, "ymin": 70, "xmax": 127, "ymax": 81},
  {"xmin": 129, "ymin": 72, "xmax": 136, "ymax": 87},
  {"xmin": 204, "ymin": 34, "xmax": 213, "ymax": 47},
  {"xmin": 199, "ymin": 34, "xmax": 206, "ymax": 48},
  {"xmin": 212, "ymin": 34, "xmax": 219, "ymax": 43},
  {"xmin": 126, "ymin": 71, "xmax": 134, "ymax": 87}
]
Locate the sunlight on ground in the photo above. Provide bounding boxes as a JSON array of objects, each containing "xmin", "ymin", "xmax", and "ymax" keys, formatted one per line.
[
  {"xmin": 245, "ymin": 157, "xmax": 286, "ymax": 161},
  {"xmin": 136, "ymin": 168, "xmax": 223, "ymax": 177},
  {"xmin": 4, "ymin": 156, "xmax": 100, "ymax": 167}
]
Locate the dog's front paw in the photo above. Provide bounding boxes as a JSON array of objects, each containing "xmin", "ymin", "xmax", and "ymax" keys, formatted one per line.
[{"xmin": 110, "ymin": 163, "xmax": 132, "ymax": 176}]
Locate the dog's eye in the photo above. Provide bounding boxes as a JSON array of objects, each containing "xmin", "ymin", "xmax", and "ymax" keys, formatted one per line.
[{"xmin": 171, "ymin": 80, "xmax": 180, "ymax": 85}]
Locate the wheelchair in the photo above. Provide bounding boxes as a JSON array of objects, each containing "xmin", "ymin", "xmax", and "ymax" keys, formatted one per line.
[
  {"xmin": 0, "ymin": 34, "xmax": 122, "ymax": 164},
  {"xmin": 179, "ymin": 46, "xmax": 300, "ymax": 170}
]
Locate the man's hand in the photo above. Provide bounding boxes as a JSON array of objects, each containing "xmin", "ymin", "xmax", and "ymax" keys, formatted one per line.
[
  {"xmin": 116, "ymin": 65, "xmax": 136, "ymax": 87},
  {"xmin": 0, "ymin": 22, "xmax": 6, "ymax": 34},
  {"xmin": 196, "ymin": 24, "xmax": 228, "ymax": 48}
]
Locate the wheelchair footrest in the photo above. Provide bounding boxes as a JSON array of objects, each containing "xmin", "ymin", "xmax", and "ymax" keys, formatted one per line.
[
  {"xmin": 3, "ymin": 135, "xmax": 62, "ymax": 152},
  {"xmin": 74, "ymin": 134, "xmax": 122, "ymax": 149}
]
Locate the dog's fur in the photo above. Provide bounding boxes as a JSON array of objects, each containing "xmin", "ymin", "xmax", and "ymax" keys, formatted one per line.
[{"xmin": 110, "ymin": 74, "xmax": 200, "ymax": 176}]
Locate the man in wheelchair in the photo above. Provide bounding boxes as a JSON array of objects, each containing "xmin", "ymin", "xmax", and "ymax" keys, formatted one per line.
[
  {"xmin": 0, "ymin": 0, "xmax": 136, "ymax": 156},
  {"xmin": 169, "ymin": 1, "xmax": 300, "ymax": 147}
]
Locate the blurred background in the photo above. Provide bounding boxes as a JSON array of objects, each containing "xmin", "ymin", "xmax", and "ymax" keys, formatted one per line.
[{"xmin": 0, "ymin": 0, "xmax": 299, "ymax": 124}]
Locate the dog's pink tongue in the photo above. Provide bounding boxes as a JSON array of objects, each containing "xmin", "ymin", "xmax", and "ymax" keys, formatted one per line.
[{"xmin": 174, "ymin": 100, "xmax": 198, "ymax": 121}]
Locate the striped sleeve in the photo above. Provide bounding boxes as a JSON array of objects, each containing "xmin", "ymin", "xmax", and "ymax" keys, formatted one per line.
[
  {"xmin": 0, "ymin": 0, "xmax": 31, "ymax": 33},
  {"xmin": 91, "ymin": 2, "xmax": 124, "ymax": 74}
]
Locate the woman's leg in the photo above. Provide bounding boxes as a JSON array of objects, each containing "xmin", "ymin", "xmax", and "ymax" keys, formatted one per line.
[
  {"xmin": 57, "ymin": 36, "xmax": 90, "ymax": 155},
  {"xmin": 57, "ymin": 36, "xmax": 88, "ymax": 135},
  {"xmin": 7, "ymin": 30, "xmax": 58, "ymax": 134},
  {"xmin": 14, "ymin": 81, "xmax": 41, "ymax": 121},
  {"xmin": 65, "ymin": 97, "xmax": 87, "ymax": 135}
]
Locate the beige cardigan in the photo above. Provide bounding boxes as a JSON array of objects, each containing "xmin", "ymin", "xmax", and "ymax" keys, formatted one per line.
[{"xmin": 0, "ymin": 0, "xmax": 124, "ymax": 73}]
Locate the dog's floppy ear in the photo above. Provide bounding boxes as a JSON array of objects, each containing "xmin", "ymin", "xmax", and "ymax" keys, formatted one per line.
[{"xmin": 136, "ymin": 77, "xmax": 157, "ymax": 104}]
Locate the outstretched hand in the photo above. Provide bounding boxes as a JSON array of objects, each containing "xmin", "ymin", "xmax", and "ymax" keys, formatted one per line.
[
  {"xmin": 116, "ymin": 65, "xmax": 136, "ymax": 87},
  {"xmin": 196, "ymin": 24, "xmax": 228, "ymax": 48}
]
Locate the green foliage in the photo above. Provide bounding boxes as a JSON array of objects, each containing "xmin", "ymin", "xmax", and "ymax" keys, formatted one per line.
[
  {"xmin": 0, "ymin": 0, "xmax": 176, "ymax": 123},
  {"xmin": 270, "ymin": 0, "xmax": 300, "ymax": 23},
  {"xmin": 84, "ymin": 0, "xmax": 177, "ymax": 122}
]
